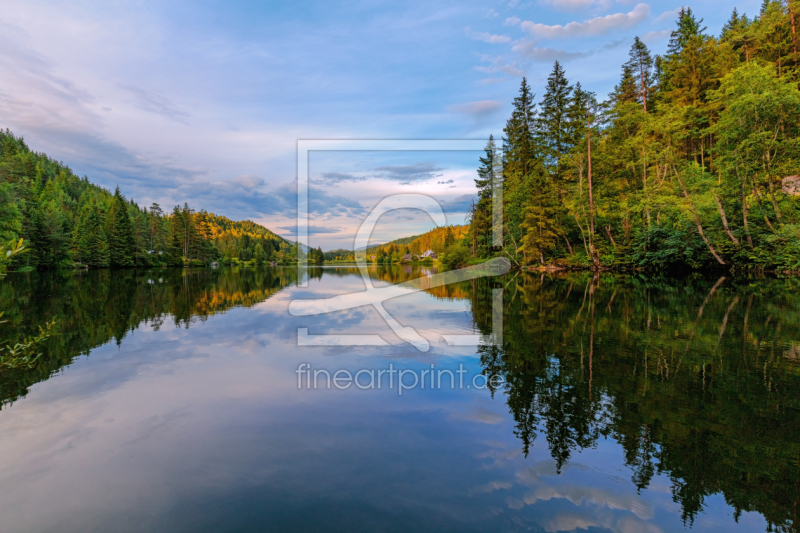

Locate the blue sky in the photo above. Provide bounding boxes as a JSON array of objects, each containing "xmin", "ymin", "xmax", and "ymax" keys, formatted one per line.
[{"xmin": 1, "ymin": 0, "xmax": 760, "ymax": 249}]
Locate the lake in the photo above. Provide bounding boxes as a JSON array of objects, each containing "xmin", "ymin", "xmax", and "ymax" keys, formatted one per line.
[{"xmin": 0, "ymin": 266, "xmax": 798, "ymax": 532}]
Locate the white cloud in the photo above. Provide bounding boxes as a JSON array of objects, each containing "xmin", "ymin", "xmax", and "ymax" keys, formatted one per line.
[
  {"xmin": 485, "ymin": 8, "xmax": 500, "ymax": 18},
  {"xmin": 465, "ymin": 26, "xmax": 512, "ymax": 44},
  {"xmin": 540, "ymin": 0, "xmax": 612, "ymax": 13},
  {"xmin": 448, "ymin": 100, "xmax": 502, "ymax": 116},
  {"xmin": 513, "ymin": 40, "xmax": 588, "ymax": 61},
  {"xmin": 231, "ymin": 174, "xmax": 265, "ymax": 190},
  {"xmin": 512, "ymin": 37, "xmax": 624, "ymax": 62},
  {"xmin": 641, "ymin": 29, "xmax": 670, "ymax": 43},
  {"xmin": 653, "ymin": 6, "xmax": 682, "ymax": 24},
  {"xmin": 475, "ymin": 64, "xmax": 524, "ymax": 76},
  {"xmin": 475, "ymin": 54, "xmax": 524, "ymax": 76},
  {"xmin": 478, "ymin": 77, "xmax": 508, "ymax": 85},
  {"xmin": 519, "ymin": 3, "xmax": 650, "ymax": 38},
  {"xmin": 505, "ymin": 15, "xmax": 522, "ymax": 26}
]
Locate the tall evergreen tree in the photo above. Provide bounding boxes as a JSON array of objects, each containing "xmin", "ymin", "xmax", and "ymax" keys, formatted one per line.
[
  {"xmin": 660, "ymin": 8, "xmax": 708, "ymax": 98},
  {"xmin": 565, "ymin": 83, "xmax": 594, "ymax": 149},
  {"xmin": 470, "ymin": 135, "xmax": 498, "ymax": 257},
  {"xmin": 503, "ymin": 77, "xmax": 538, "ymax": 176},
  {"xmin": 624, "ymin": 37, "xmax": 655, "ymax": 113},
  {"xmin": 537, "ymin": 61, "xmax": 574, "ymax": 178},
  {"xmin": 106, "ymin": 187, "xmax": 136, "ymax": 267},
  {"xmin": 72, "ymin": 201, "xmax": 109, "ymax": 267},
  {"xmin": 520, "ymin": 172, "xmax": 559, "ymax": 266},
  {"xmin": 502, "ymin": 78, "xmax": 544, "ymax": 265},
  {"xmin": 612, "ymin": 64, "xmax": 639, "ymax": 105}
]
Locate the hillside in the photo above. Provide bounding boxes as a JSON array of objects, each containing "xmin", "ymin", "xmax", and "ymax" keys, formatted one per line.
[
  {"xmin": 0, "ymin": 130, "xmax": 292, "ymax": 268},
  {"xmin": 361, "ymin": 225, "xmax": 468, "ymax": 260}
]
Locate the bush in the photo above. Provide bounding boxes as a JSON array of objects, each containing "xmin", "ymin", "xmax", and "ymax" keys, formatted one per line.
[
  {"xmin": 630, "ymin": 225, "xmax": 713, "ymax": 270},
  {"xmin": 763, "ymin": 224, "xmax": 800, "ymax": 270},
  {"xmin": 442, "ymin": 243, "xmax": 469, "ymax": 269}
]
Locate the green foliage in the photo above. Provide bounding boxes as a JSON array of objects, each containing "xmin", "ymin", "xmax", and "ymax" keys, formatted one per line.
[
  {"xmin": 0, "ymin": 238, "xmax": 26, "ymax": 279},
  {"xmin": 308, "ymin": 246, "xmax": 325, "ymax": 265},
  {"xmin": 71, "ymin": 201, "xmax": 110, "ymax": 267},
  {"xmin": 0, "ymin": 130, "xmax": 291, "ymax": 270},
  {"xmin": 461, "ymin": 5, "xmax": 800, "ymax": 271},
  {"xmin": 106, "ymin": 187, "xmax": 136, "ymax": 267},
  {"xmin": 0, "ymin": 318, "xmax": 56, "ymax": 370}
]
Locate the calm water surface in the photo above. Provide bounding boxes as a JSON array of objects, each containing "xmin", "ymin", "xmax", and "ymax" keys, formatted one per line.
[{"xmin": 0, "ymin": 266, "xmax": 798, "ymax": 532}]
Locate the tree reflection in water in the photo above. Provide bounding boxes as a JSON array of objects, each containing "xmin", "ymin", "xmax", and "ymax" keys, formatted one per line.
[
  {"xmin": 1, "ymin": 266, "xmax": 799, "ymax": 530},
  {"xmin": 470, "ymin": 272, "xmax": 800, "ymax": 530}
]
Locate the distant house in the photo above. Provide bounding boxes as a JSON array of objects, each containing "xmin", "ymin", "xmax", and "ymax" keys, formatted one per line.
[
  {"xmin": 402, "ymin": 253, "xmax": 413, "ymax": 262},
  {"xmin": 370, "ymin": 255, "xmax": 377, "ymax": 261},
  {"xmin": 421, "ymin": 250, "xmax": 437, "ymax": 259}
]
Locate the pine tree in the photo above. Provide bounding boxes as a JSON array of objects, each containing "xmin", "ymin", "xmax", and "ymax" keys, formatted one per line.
[
  {"xmin": 106, "ymin": 187, "xmax": 136, "ymax": 267},
  {"xmin": 612, "ymin": 64, "xmax": 639, "ymax": 105},
  {"xmin": 502, "ymin": 78, "xmax": 543, "ymax": 264},
  {"xmin": 537, "ymin": 61, "xmax": 574, "ymax": 177},
  {"xmin": 72, "ymin": 201, "xmax": 109, "ymax": 267},
  {"xmin": 721, "ymin": 8, "xmax": 742, "ymax": 39},
  {"xmin": 666, "ymin": 8, "xmax": 707, "ymax": 56},
  {"xmin": 624, "ymin": 37, "xmax": 655, "ymax": 113},
  {"xmin": 470, "ymin": 136, "xmax": 498, "ymax": 257},
  {"xmin": 475, "ymin": 135, "xmax": 497, "ymax": 203},
  {"xmin": 565, "ymin": 83, "xmax": 594, "ymax": 149},
  {"xmin": 503, "ymin": 77, "xmax": 538, "ymax": 177},
  {"xmin": 520, "ymin": 172, "xmax": 559, "ymax": 266},
  {"xmin": 661, "ymin": 8, "xmax": 708, "ymax": 97},
  {"xmin": 444, "ymin": 227, "xmax": 455, "ymax": 249}
]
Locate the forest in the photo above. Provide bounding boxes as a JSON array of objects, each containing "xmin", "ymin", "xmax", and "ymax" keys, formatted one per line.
[
  {"xmin": 0, "ymin": 131, "xmax": 294, "ymax": 270},
  {"xmin": 360, "ymin": 225, "xmax": 468, "ymax": 263},
  {"xmin": 459, "ymin": 3, "xmax": 800, "ymax": 272}
]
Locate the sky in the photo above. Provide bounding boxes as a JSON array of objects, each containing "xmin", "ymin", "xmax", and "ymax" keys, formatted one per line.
[{"xmin": 0, "ymin": 0, "xmax": 761, "ymax": 250}]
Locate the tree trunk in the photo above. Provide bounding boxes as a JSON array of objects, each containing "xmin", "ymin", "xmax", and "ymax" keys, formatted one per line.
[
  {"xmin": 768, "ymin": 174, "xmax": 783, "ymax": 224},
  {"xmin": 715, "ymin": 192, "xmax": 739, "ymax": 245},
  {"xmin": 587, "ymin": 113, "xmax": 601, "ymax": 270},
  {"xmin": 563, "ymin": 235, "xmax": 573, "ymax": 255},
  {"xmin": 639, "ymin": 61, "xmax": 647, "ymax": 114},
  {"xmin": 673, "ymin": 165, "xmax": 726, "ymax": 265},
  {"xmin": 792, "ymin": 7, "xmax": 799, "ymax": 67},
  {"xmin": 742, "ymin": 190, "xmax": 754, "ymax": 249},
  {"xmin": 604, "ymin": 226, "xmax": 617, "ymax": 250},
  {"xmin": 750, "ymin": 176, "xmax": 776, "ymax": 231}
]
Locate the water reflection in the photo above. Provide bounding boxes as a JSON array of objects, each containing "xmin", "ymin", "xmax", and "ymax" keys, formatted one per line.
[
  {"xmin": 0, "ymin": 267, "xmax": 299, "ymax": 407},
  {"xmin": 469, "ymin": 272, "xmax": 800, "ymax": 530},
  {"xmin": 0, "ymin": 266, "xmax": 797, "ymax": 532}
]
